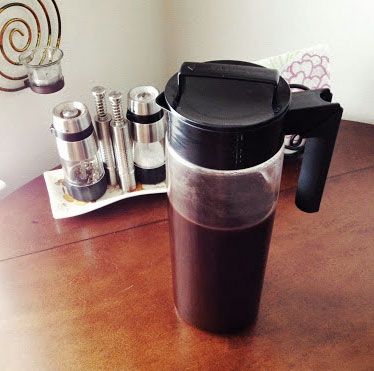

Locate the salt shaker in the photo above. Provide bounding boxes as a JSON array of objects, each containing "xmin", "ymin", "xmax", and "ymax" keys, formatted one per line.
[{"xmin": 127, "ymin": 86, "xmax": 166, "ymax": 184}]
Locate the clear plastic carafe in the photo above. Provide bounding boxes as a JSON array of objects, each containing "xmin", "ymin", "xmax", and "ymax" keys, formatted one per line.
[{"xmin": 167, "ymin": 142, "xmax": 284, "ymax": 332}]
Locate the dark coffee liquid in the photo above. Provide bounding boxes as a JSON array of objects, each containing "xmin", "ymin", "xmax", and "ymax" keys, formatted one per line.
[{"xmin": 168, "ymin": 204, "xmax": 275, "ymax": 333}]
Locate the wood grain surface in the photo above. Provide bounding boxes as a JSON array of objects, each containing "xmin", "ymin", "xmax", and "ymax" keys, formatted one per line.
[{"xmin": 0, "ymin": 121, "xmax": 373, "ymax": 370}]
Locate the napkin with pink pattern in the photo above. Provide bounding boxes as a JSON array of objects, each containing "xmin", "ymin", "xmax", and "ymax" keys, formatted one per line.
[
  {"xmin": 255, "ymin": 44, "xmax": 331, "ymax": 154},
  {"xmin": 255, "ymin": 44, "xmax": 331, "ymax": 89}
]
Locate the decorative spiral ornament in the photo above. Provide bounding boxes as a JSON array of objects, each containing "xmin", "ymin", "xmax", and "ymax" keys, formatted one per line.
[{"xmin": 0, "ymin": 0, "xmax": 61, "ymax": 92}]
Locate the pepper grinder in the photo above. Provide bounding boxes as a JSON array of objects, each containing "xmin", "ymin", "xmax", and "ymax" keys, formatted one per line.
[{"xmin": 51, "ymin": 102, "xmax": 107, "ymax": 201}]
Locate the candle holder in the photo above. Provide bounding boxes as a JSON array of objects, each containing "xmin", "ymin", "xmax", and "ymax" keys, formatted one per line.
[
  {"xmin": 0, "ymin": 0, "xmax": 62, "ymax": 93},
  {"xmin": 19, "ymin": 45, "xmax": 64, "ymax": 93}
]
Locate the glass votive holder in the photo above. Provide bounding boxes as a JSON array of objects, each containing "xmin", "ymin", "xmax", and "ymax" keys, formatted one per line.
[{"xmin": 19, "ymin": 46, "xmax": 64, "ymax": 94}]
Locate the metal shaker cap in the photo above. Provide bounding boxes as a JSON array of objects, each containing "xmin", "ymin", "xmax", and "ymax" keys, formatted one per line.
[
  {"xmin": 52, "ymin": 101, "xmax": 92, "ymax": 134},
  {"xmin": 127, "ymin": 86, "xmax": 160, "ymax": 116}
]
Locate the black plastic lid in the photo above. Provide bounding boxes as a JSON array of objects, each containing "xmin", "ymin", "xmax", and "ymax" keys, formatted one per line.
[{"xmin": 162, "ymin": 60, "xmax": 291, "ymax": 170}]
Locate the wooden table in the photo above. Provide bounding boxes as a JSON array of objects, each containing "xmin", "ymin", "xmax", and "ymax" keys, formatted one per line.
[{"xmin": 0, "ymin": 120, "xmax": 373, "ymax": 371}]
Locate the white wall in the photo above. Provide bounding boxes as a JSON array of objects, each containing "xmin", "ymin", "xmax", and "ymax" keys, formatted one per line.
[
  {"xmin": 1, "ymin": 0, "xmax": 373, "ymax": 198},
  {"xmin": 164, "ymin": 0, "xmax": 374, "ymax": 124},
  {"xmin": 0, "ymin": 0, "xmax": 168, "ymax": 198}
]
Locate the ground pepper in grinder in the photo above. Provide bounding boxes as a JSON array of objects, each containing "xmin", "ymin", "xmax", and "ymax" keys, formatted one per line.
[{"xmin": 50, "ymin": 102, "xmax": 107, "ymax": 202}]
